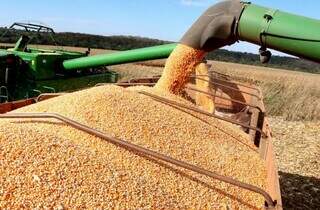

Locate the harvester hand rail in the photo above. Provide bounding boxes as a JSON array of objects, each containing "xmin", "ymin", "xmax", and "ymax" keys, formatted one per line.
[
  {"xmin": 150, "ymin": 74, "xmax": 261, "ymax": 94},
  {"xmin": 208, "ymin": 69, "xmax": 234, "ymax": 78},
  {"xmin": 128, "ymin": 77, "xmax": 159, "ymax": 84},
  {"xmin": 208, "ymin": 70, "xmax": 256, "ymax": 86},
  {"xmin": 94, "ymin": 84, "xmax": 265, "ymax": 140},
  {"xmin": 0, "ymin": 112, "xmax": 275, "ymax": 207},
  {"xmin": 185, "ymin": 86, "xmax": 263, "ymax": 113},
  {"xmin": 97, "ymin": 83, "xmax": 263, "ymax": 114},
  {"xmin": 95, "ymin": 83, "xmax": 156, "ymax": 87},
  {"xmin": 138, "ymin": 91, "xmax": 267, "ymax": 138},
  {"xmin": 42, "ymin": 86, "xmax": 56, "ymax": 93},
  {"xmin": 189, "ymin": 76, "xmax": 261, "ymax": 100},
  {"xmin": 147, "ymin": 75, "xmax": 261, "ymax": 99},
  {"xmin": 36, "ymin": 93, "xmax": 66, "ymax": 102},
  {"xmin": 117, "ymin": 82, "xmax": 156, "ymax": 87},
  {"xmin": 0, "ymin": 86, "xmax": 9, "ymax": 101},
  {"xmin": 193, "ymin": 74, "xmax": 261, "ymax": 94}
]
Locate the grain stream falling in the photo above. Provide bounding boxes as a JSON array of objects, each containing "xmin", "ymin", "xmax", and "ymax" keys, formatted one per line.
[
  {"xmin": 0, "ymin": 85, "xmax": 267, "ymax": 209},
  {"xmin": 155, "ymin": 44, "xmax": 206, "ymax": 94}
]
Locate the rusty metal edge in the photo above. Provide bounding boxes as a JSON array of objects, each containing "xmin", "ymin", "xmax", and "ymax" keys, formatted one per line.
[
  {"xmin": 236, "ymin": 83, "xmax": 282, "ymax": 209},
  {"xmin": 0, "ymin": 98, "xmax": 36, "ymax": 114},
  {"xmin": 258, "ymin": 89, "xmax": 283, "ymax": 209}
]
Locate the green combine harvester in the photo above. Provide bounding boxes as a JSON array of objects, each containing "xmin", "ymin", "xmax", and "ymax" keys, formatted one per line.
[
  {"xmin": 0, "ymin": 22, "xmax": 177, "ymax": 103},
  {"xmin": 0, "ymin": 23, "xmax": 120, "ymax": 102}
]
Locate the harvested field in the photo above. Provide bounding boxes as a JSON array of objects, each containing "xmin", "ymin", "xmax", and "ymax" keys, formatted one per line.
[
  {"xmin": 0, "ymin": 85, "xmax": 267, "ymax": 209},
  {"xmin": 270, "ymin": 117, "xmax": 320, "ymax": 210},
  {"xmin": 208, "ymin": 61, "xmax": 320, "ymax": 121},
  {"xmin": 111, "ymin": 64, "xmax": 163, "ymax": 82}
]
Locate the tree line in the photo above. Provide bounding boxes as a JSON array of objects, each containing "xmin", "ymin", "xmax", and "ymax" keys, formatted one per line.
[{"xmin": 0, "ymin": 27, "xmax": 319, "ymax": 74}]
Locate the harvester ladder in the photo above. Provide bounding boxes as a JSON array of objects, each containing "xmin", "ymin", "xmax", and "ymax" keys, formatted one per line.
[{"xmin": 0, "ymin": 86, "xmax": 9, "ymax": 103}]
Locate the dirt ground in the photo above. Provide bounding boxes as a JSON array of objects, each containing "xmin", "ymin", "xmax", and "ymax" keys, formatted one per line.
[{"xmin": 269, "ymin": 117, "xmax": 320, "ymax": 210}]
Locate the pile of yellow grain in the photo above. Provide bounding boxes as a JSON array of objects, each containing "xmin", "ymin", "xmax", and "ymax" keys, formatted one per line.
[
  {"xmin": 155, "ymin": 44, "xmax": 206, "ymax": 94},
  {"xmin": 0, "ymin": 85, "xmax": 266, "ymax": 209}
]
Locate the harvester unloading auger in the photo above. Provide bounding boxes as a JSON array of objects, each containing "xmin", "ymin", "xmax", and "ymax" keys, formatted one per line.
[
  {"xmin": 63, "ymin": 1, "xmax": 320, "ymax": 68},
  {"xmin": 0, "ymin": 1, "xmax": 319, "ymax": 209},
  {"xmin": 63, "ymin": 0, "xmax": 320, "ymax": 94}
]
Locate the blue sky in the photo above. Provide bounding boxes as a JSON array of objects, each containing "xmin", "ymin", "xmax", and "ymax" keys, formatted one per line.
[{"xmin": 0, "ymin": 0, "xmax": 318, "ymax": 55}]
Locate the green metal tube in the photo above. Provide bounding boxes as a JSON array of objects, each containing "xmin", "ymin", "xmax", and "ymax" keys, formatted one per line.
[
  {"xmin": 64, "ymin": 2, "xmax": 320, "ymax": 70},
  {"xmin": 63, "ymin": 43, "xmax": 177, "ymax": 70},
  {"xmin": 238, "ymin": 3, "xmax": 320, "ymax": 62}
]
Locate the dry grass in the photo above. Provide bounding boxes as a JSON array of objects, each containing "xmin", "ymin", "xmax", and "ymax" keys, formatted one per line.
[
  {"xmin": 270, "ymin": 117, "xmax": 320, "ymax": 209},
  {"xmin": 209, "ymin": 61, "xmax": 320, "ymax": 121}
]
